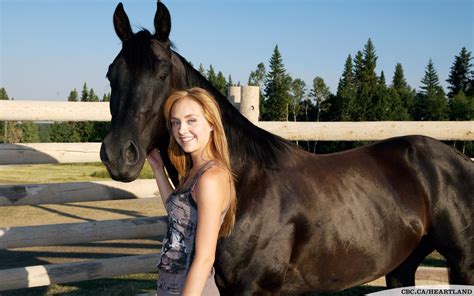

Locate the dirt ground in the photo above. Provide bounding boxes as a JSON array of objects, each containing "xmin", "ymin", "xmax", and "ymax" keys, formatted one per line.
[{"xmin": 0, "ymin": 198, "xmax": 167, "ymax": 270}]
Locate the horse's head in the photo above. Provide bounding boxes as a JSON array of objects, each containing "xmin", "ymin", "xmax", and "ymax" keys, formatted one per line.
[{"xmin": 101, "ymin": 2, "xmax": 181, "ymax": 182}]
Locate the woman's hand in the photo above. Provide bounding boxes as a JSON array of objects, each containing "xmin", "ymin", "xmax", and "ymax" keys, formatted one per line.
[{"xmin": 147, "ymin": 148, "xmax": 164, "ymax": 172}]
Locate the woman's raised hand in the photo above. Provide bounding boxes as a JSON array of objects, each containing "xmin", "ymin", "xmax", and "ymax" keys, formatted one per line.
[{"xmin": 147, "ymin": 148, "xmax": 164, "ymax": 172}]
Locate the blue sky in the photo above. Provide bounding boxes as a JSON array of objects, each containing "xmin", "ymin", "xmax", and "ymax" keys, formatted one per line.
[{"xmin": 1, "ymin": 0, "xmax": 473, "ymax": 101}]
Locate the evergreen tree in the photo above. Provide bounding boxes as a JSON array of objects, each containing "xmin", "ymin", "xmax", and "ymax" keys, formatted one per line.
[
  {"xmin": 207, "ymin": 65, "xmax": 218, "ymax": 87},
  {"xmin": 263, "ymin": 45, "xmax": 292, "ymax": 121},
  {"xmin": 447, "ymin": 47, "xmax": 472, "ymax": 98},
  {"xmin": 0, "ymin": 88, "xmax": 9, "ymax": 100},
  {"xmin": 198, "ymin": 64, "xmax": 206, "ymax": 77},
  {"xmin": 19, "ymin": 122, "xmax": 40, "ymax": 143},
  {"xmin": 415, "ymin": 59, "xmax": 448, "ymax": 120},
  {"xmin": 80, "ymin": 83, "xmax": 89, "ymax": 102},
  {"xmin": 88, "ymin": 88, "xmax": 99, "ymax": 102},
  {"xmin": 350, "ymin": 39, "xmax": 383, "ymax": 120},
  {"xmin": 450, "ymin": 91, "xmax": 473, "ymax": 120},
  {"xmin": 68, "ymin": 88, "xmax": 78, "ymax": 102},
  {"xmin": 379, "ymin": 71, "xmax": 386, "ymax": 86},
  {"xmin": 102, "ymin": 93, "xmax": 111, "ymax": 102},
  {"xmin": 227, "ymin": 75, "xmax": 234, "ymax": 88},
  {"xmin": 390, "ymin": 63, "xmax": 414, "ymax": 120},
  {"xmin": 0, "ymin": 88, "xmax": 9, "ymax": 142},
  {"xmin": 392, "ymin": 63, "xmax": 408, "ymax": 90},
  {"xmin": 353, "ymin": 50, "xmax": 364, "ymax": 90},
  {"xmin": 419, "ymin": 59, "xmax": 440, "ymax": 95},
  {"xmin": 215, "ymin": 71, "xmax": 227, "ymax": 96},
  {"xmin": 332, "ymin": 55, "xmax": 357, "ymax": 121},
  {"xmin": 359, "ymin": 38, "xmax": 381, "ymax": 120},
  {"xmin": 50, "ymin": 122, "xmax": 82, "ymax": 142}
]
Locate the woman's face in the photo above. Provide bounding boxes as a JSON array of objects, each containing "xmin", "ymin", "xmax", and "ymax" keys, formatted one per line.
[{"xmin": 170, "ymin": 98, "xmax": 213, "ymax": 158}]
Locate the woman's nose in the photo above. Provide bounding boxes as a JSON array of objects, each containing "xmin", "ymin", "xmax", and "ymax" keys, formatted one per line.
[{"xmin": 178, "ymin": 124, "xmax": 188, "ymax": 134}]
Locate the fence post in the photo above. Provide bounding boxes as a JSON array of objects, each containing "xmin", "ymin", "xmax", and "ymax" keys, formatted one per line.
[
  {"xmin": 227, "ymin": 86, "xmax": 241, "ymax": 110},
  {"xmin": 240, "ymin": 86, "xmax": 259, "ymax": 124}
]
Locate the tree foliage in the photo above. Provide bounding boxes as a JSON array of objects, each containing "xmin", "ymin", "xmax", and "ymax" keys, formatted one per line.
[
  {"xmin": 447, "ymin": 47, "xmax": 472, "ymax": 98},
  {"xmin": 415, "ymin": 59, "xmax": 448, "ymax": 120},
  {"xmin": 263, "ymin": 45, "xmax": 292, "ymax": 121}
]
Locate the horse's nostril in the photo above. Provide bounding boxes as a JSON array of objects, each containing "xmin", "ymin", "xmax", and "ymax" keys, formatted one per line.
[
  {"xmin": 124, "ymin": 141, "xmax": 139, "ymax": 166},
  {"xmin": 100, "ymin": 143, "xmax": 109, "ymax": 164}
]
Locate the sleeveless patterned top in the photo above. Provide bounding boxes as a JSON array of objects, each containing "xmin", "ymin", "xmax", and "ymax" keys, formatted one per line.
[{"xmin": 158, "ymin": 160, "xmax": 227, "ymax": 274}]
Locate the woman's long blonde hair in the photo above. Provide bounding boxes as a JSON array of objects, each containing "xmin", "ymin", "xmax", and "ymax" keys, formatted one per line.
[{"xmin": 163, "ymin": 87, "xmax": 236, "ymax": 238}]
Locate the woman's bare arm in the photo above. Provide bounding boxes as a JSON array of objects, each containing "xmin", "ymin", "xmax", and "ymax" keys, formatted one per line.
[
  {"xmin": 181, "ymin": 167, "xmax": 230, "ymax": 295},
  {"xmin": 147, "ymin": 149, "xmax": 174, "ymax": 205}
]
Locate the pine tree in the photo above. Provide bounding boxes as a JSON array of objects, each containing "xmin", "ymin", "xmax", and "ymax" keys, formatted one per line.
[
  {"xmin": 353, "ymin": 50, "xmax": 364, "ymax": 90},
  {"xmin": 215, "ymin": 71, "xmax": 227, "ymax": 96},
  {"xmin": 447, "ymin": 47, "xmax": 472, "ymax": 98},
  {"xmin": 263, "ymin": 45, "xmax": 292, "ymax": 121},
  {"xmin": 198, "ymin": 64, "xmax": 206, "ymax": 77},
  {"xmin": 68, "ymin": 88, "xmax": 78, "ymax": 102},
  {"xmin": 19, "ymin": 122, "xmax": 40, "ymax": 143},
  {"xmin": 50, "ymin": 122, "xmax": 82, "ymax": 142},
  {"xmin": 420, "ymin": 59, "xmax": 440, "ymax": 95},
  {"xmin": 88, "ymin": 88, "xmax": 99, "ymax": 102},
  {"xmin": 351, "ymin": 39, "xmax": 382, "ymax": 120},
  {"xmin": 379, "ymin": 71, "xmax": 386, "ymax": 86},
  {"xmin": 392, "ymin": 63, "xmax": 408, "ymax": 90},
  {"xmin": 450, "ymin": 91, "xmax": 473, "ymax": 120},
  {"xmin": 415, "ymin": 59, "xmax": 448, "ymax": 120},
  {"xmin": 329, "ymin": 55, "xmax": 356, "ymax": 121},
  {"xmin": 227, "ymin": 75, "xmax": 234, "ymax": 88},
  {"xmin": 80, "ymin": 83, "xmax": 89, "ymax": 102},
  {"xmin": 0, "ymin": 88, "xmax": 9, "ymax": 100},
  {"xmin": 390, "ymin": 63, "xmax": 414, "ymax": 120},
  {"xmin": 102, "ymin": 93, "xmax": 111, "ymax": 102},
  {"xmin": 207, "ymin": 65, "xmax": 217, "ymax": 87},
  {"xmin": 0, "ymin": 88, "xmax": 22, "ymax": 143}
]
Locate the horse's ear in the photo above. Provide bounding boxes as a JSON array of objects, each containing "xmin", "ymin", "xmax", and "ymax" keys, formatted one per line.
[
  {"xmin": 113, "ymin": 3, "xmax": 133, "ymax": 42},
  {"xmin": 154, "ymin": 2, "xmax": 171, "ymax": 41}
]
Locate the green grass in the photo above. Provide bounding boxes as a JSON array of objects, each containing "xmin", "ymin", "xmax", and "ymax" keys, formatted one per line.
[
  {"xmin": 0, "ymin": 162, "xmax": 154, "ymax": 184},
  {"xmin": 1, "ymin": 273, "xmax": 157, "ymax": 296}
]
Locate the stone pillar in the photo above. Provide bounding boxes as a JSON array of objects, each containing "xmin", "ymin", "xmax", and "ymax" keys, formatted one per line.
[
  {"xmin": 240, "ymin": 86, "xmax": 260, "ymax": 124},
  {"xmin": 227, "ymin": 86, "xmax": 241, "ymax": 110}
]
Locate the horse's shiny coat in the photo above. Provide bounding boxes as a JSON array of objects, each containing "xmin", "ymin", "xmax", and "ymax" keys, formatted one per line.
[{"xmin": 100, "ymin": 3, "xmax": 473, "ymax": 295}]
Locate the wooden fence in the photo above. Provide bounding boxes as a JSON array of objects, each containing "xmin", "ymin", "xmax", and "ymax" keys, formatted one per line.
[{"xmin": 0, "ymin": 90, "xmax": 470, "ymax": 291}]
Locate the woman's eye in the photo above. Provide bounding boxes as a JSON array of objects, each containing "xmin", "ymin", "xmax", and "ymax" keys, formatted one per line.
[
  {"xmin": 171, "ymin": 121, "xmax": 180, "ymax": 127},
  {"xmin": 188, "ymin": 119, "xmax": 197, "ymax": 124}
]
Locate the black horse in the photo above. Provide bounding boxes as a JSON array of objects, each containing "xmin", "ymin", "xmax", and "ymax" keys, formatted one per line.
[{"xmin": 100, "ymin": 2, "xmax": 473, "ymax": 295}]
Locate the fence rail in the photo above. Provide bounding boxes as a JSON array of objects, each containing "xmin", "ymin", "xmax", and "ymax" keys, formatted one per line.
[
  {"xmin": 1, "ymin": 100, "xmax": 473, "ymax": 141},
  {"xmin": 0, "ymin": 253, "xmax": 160, "ymax": 291},
  {"xmin": 0, "ymin": 179, "xmax": 157, "ymax": 206},
  {"xmin": 0, "ymin": 216, "xmax": 167, "ymax": 249}
]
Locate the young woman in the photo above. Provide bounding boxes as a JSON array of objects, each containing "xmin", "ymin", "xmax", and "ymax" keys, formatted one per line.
[{"xmin": 147, "ymin": 87, "xmax": 237, "ymax": 295}]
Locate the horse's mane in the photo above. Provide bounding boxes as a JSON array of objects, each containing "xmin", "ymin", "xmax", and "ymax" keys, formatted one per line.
[{"xmin": 172, "ymin": 52, "xmax": 297, "ymax": 170}]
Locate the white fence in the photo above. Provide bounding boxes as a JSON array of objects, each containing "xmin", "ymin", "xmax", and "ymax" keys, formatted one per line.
[{"xmin": 0, "ymin": 91, "xmax": 467, "ymax": 291}]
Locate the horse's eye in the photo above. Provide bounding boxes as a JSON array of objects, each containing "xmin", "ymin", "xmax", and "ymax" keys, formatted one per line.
[{"xmin": 158, "ymin": 63, "xmax": 171, "ymax": 80}]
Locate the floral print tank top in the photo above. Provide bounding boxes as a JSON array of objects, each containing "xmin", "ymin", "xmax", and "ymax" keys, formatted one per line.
[{"xmin": 158, "ymin": 160, "xmax": 225, "ymax": 274}]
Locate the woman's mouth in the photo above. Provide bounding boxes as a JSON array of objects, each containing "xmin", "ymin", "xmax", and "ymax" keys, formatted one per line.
[{"xmin": 180, "ymin": 136, "xmax": 195, "ymax": 143}]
